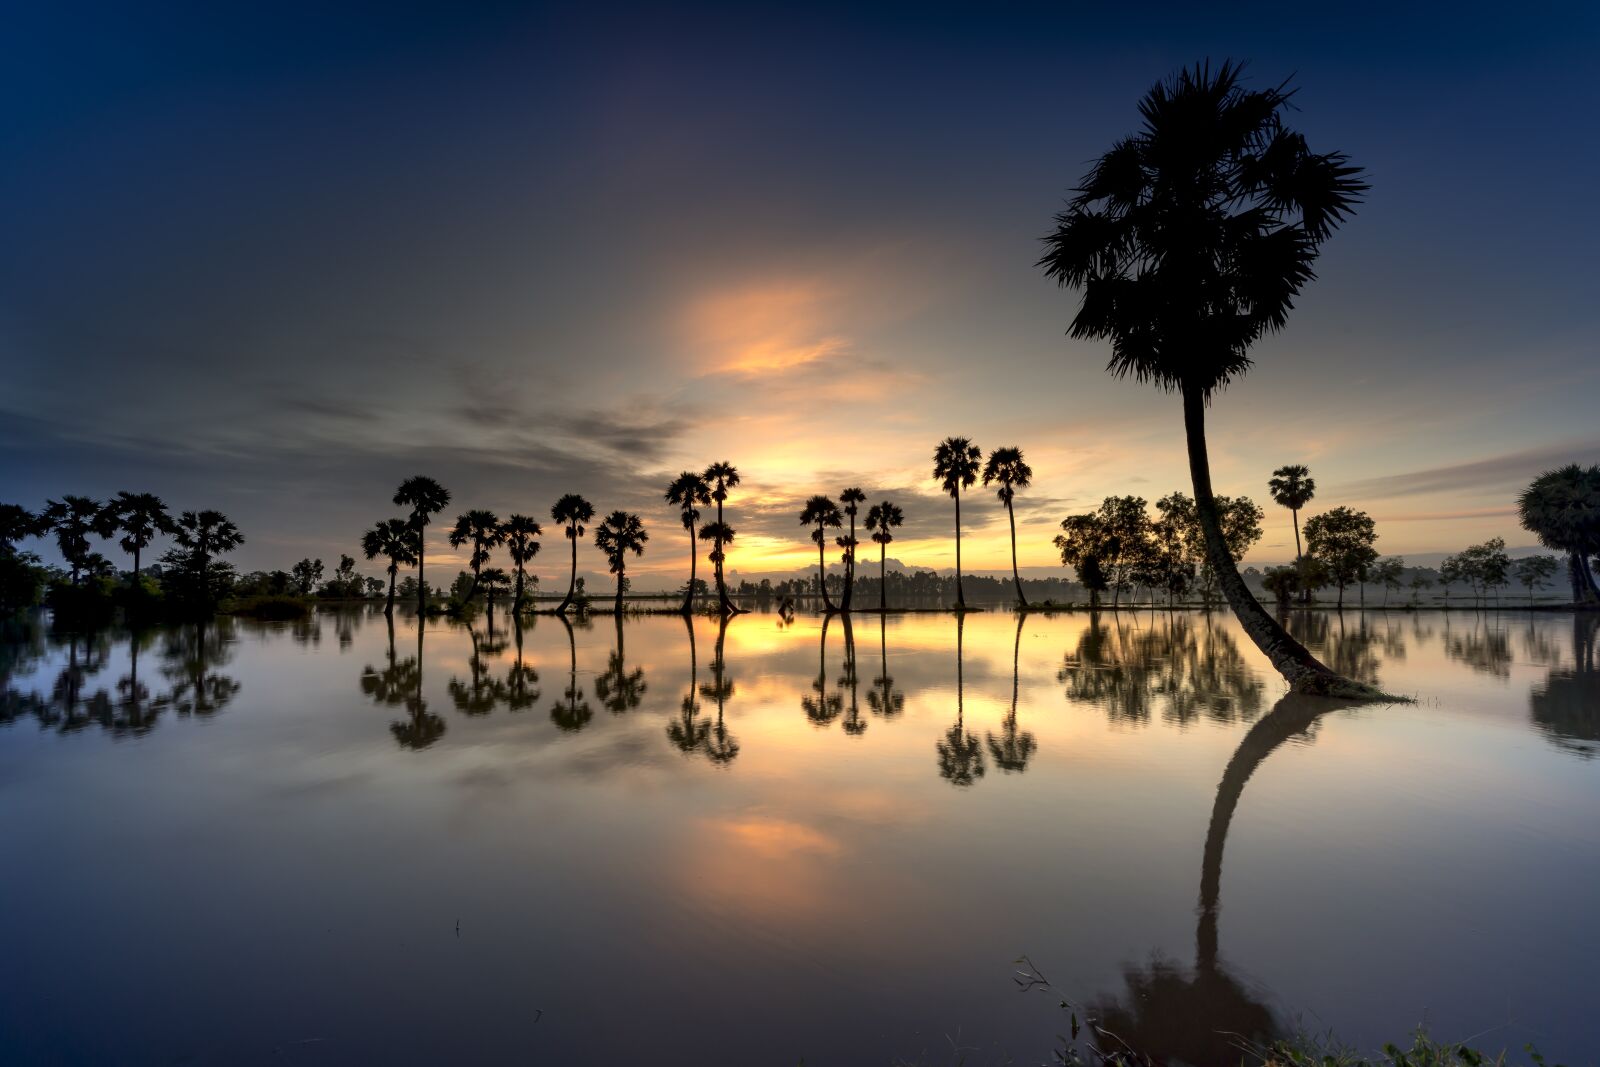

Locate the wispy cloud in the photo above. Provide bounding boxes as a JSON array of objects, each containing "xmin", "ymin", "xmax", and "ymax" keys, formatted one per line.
[{"xmin": 1330, "ymin": 439, "xmax": 1600, "ymax": 500}]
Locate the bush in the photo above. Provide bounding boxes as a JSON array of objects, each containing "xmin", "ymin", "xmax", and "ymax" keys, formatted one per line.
[{"xmin": 224, "ymin": 594, "xmax": 312, "ymax": 620}]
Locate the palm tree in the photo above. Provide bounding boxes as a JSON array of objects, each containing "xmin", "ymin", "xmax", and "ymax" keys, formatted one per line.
[
  {"xmin": 1039, "ymin": 61, "xmax": 1369, "ymax": 695},
  {"xmin": 503, "ymin": 515, "xmax": 543, "ymax": 613},
  {"xmin": 986, "ymin": 613, "xmax": 1037, "ymax": 771},
  {"xmin": 703, "ymin": 462, "xmax": 743, "ymax": 615},
  {"xmin": 838, "ymin": 487, "xmax": 866, "ymax": 611},
  {"xmin": 594, "ymin": 510, "xmax": 648, "ymax": 613},
  {"xmin": 864, "ymin": 500, "xmax": 904, "ymax": 612},
  {"xmin": 867, "ymin": 614, "xmax": 903, "ymax": 718},
  {"xmin": 802, "ymin": 614, "xmax": 842, "ymax": 725},
  {"xmin": 102, "ymin": 492, "xmax": 177, "ymax": 583},
  {"xmin": 665, "ymin": 471, "xmax": 712, "ymax": 613},
  {"xmin": 668, "ymin": 616, "xmax": 711, "ymax": 753},
  {"xmin": 700, "ymin": 616, "xmax": 740, "ymax": 763},
  {"xmin": 983, "ymin": 447, "xmax": 1033, "ymax": 608},
  {"xmin": 0, "ymin": 504, "xmax": 44, "ymax": 558},
  {"xmin": 1267, "ymin": 465, "xmax": 1315, "ymax": 563},
  {"xmin": 933, "ymin": 437, "xmax": 981, "ymax": 608},
  {"xmin": 41, "ymin": 496, "xmax": 111, "ymax": 584},
  {"xmin": 799, "ymin": 495, "xmax": 843, "ymax": 612},
  {"xmin": 1519, "ymin": 464, "xmax": 1600, "ymax": 604},
  {"xmin": 362, "ymin": 518, "xmax": 419, "ymax": 616},
  {"xmin": 394, "ymin": 476, "xmax": 450, "ymax": 615},
  {"xmin": 164, "ymin": 510, "xmax": 244, "ymax": 604},
  {"xmin": 550, "ymin": 615, "xmax": 593, "ymax": 732},
  {"xmin": 550, "ymin": 494, "xmax": 595, "ymax": 614},
  {"xmin": 448, "ymin": 509, "xmax": 504, "ymax": 603},
  {"xmin": 936, "ymin": 615, "xmax": 985, "ymax": 785}
]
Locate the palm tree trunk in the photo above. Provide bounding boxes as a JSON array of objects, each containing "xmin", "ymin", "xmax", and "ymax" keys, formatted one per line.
[
  {"xmin": 842, "ymin": 515, "xmax": 855, "ymax": 612},
  {"xmin": 1007, "ymin": 499, "xmax": 1027, "ymax": 608},
  {"xmin": 557, "ymin": 532, "xmax": 577, "ymax": 614},
  {"xmin": 953, "ymin": 491, "xmax": 965, "ymax": 609},
  {"xmin": 416, "ymin": 529, "xmax": 427, "ymax": 616},
  {"xmin": 132, "ymin": 544, "xmax": 142, "ymax": 584},
  {"xmin": 513, "ymin": 568, "xmax": 525, "ymax": 614},
  {"xmin": 1182, "ymin": 387, "xmax": 1356, "ymax": 694},
  {"xmin": 385, "ymin": 567, "xmax": 397, "ymax": 616},
  {"xmin": 681, "ymin": 524, "xmax": 697, "ymax": 614},
  {"xmin": 616, "ymin": 565, "xmax": 625, "ymax": 614},
  {"xmin": 715, "ymin": 500, "xmax": 737, "ymax": 616},
  {"xmin": 817, "ymin": 533, "xmax": 836, "ymax": 612},
  {"xmin": 880, "ymin": 543, "xmax": 887, "ymax": 612}
]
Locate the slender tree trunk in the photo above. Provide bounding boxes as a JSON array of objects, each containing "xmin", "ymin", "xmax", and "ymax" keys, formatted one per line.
[
  {"xmin": 513, "ymin": 567, "xmax": 524, "ymax": 614},
  {"xmin": 714, "ymin": 499, "xmax": 738, "ymax": 616},
  {"xmin": 616, "ymin": 564, "xmax": 625, "ymax": 614},
  {"xmin": 843, "ymin": 514, "xmax": 856, "ymax": 612},
  {"xmin": 385, "ymin": 567, "xmax": 397, "ymax": 616},
  {"xmin": 416, "ymin": 525, "xmax": 427, "ymax": 616},
  {"xmin": 1007, "ymin": 499, "xmax": 1027, "ymax": 608},
  {"xmin": 880, "ymin": 543, "xmax": 887, "ymax": 613},
  {"xmin": 681, "ymin": 523, "xmax": 697, "ymax": 614},
  {"xmin": 132, "ymin": 544, "xmax": 142, "ymax": 584},
  {"xmin": 953, "ymin": 491, "xmax": 965, "ymax": 609},
  {"xmin": 1182, "ymin": 387, "xmax": 1355, "ymax": 694},
  {"xmin": 465, "ymin": 559, "xmax": 481, "ymax": 604},
  {"xmin": 557, "ymin": 531, "xmax": 577, "ymax": 614},
  {"xmin": 817, "ymin": 532, "xmax": 836, "ymax": 612}
]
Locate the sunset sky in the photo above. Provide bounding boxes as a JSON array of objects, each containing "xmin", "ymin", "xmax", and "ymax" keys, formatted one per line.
[{"xmin": 4, "ymin": 4, "xmax": 1598, "ymax": 586}]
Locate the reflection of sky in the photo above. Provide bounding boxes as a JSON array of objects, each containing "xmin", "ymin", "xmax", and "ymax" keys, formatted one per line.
[
  {"xmin": 4, "ymin": 7, "xmax": 1599, "ymax": 582},
  {"xmin": 1, "ymin": 607, "xmax": 1597, "ymax": 1063}
]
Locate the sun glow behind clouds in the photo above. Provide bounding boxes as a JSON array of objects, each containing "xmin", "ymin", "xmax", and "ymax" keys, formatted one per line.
[{"xmin": 686, "ymin": 281, "xmax": 851, "ymax": 375}]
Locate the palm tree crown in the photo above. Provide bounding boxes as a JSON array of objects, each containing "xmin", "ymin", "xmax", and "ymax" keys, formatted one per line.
[
  {"xmin": 865, "ymin": 500, "xmax": 905, "ymax": 612},
  {"xmin": 449, "ymin": 509, "xmax": 505, "ymax": 600},
  {"xmin": 362, "ymin": 518, "xmax": 419, "ymax": 614},
  {"xmin": 394, "ymin": 476, "xmax": 450, "ymax": 612},
  {"xmin": 934, "ymin": 438, "xmax": 981, "ymax": 498},
  {"xmin": 503, "ymin": 514, "xmax": 543, "ymax": 609},
  {"xmin": 1519, "ymin": 464, "xmax": 1600, "ymax": 603},
  {"xmin": 594, "ymin": 510, "xmax": 648, "ymax": 609},
  {"xmin": 982, "ymin": 448, "xmax": 1031, "ymax": 504},
  {"xmin": 1267, "ymin": 465, "xmax": 1315, "ymax": 512},
  {"xmin": 103, "ymin": 491, "xmax": 177, "ymax": 579}
]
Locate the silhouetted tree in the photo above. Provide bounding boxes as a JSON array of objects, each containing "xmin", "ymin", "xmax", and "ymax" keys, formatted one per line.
[
  {"xmin": 864, "ymin": 500, "xmax": 904, "ymax": 612},
  {"xmin": 594, "ymin": 614, "xmax": 646, "ymax": 713},
  {"xmin": 502, "ymin": 514, "xmax": 543, "ymax": 613},
  {"xmin": 362, "ymin": 518, "xmax": 419, "ymax": 616},
  {"xmin": 983, "ymin": 447, "xmax": 1033, "ymax": 607},
  {"xmin": 1370, "ymin": 556, "xmax": 1405, "ymax": 607},
  {"xmin": 449, "ymin": 509, "xmax": 504, "ymax": 603},
  {"xmin": 1055, "ymin": 497, "xmax": 1150, "ymax": 608},
  {"xmin": 1519, "ymin": 464, "xmax": 1600, "ymax": 604},
  {"xmin": 1156, "ymin": 492, "xmax": 1264, "ymax": 606},
  {"xmin": 1304, "ymin": 507, "xmax": 1378, "ymax": 609},
  {"xmin": 1515, "ymin": 555, "xmax": 1561, "ymax": 605},
  {"xmin": 551, "ymin": 493, "xmax": 595, "ymax": 615},
  {"xmin": 550, "ymin": 614, "xmax": 593, "ymax": 732},
  {"xmin": 1040, "ymin": 61, "xmax": 1367, "ymax": 694},
  {"xmin": 160, "ymin": 510, "xmax": 244, "ymax": 607},
  {"xmin": 42, "ymin": 496, "xmax": 112, "ymax": 584},
  {"xmin": 700, "ymin": 617, "xmax": 739, "ymax": 762},
  {"xmin": 291, "ymin": 557, "xmax": 324, "ymax": 596},
  {"xmin": 937, "ymin": 615, "xmax": 984, "ymax": 784},
  {"xmin": 703, "ymin": 461, "xmax": 743, "ymax": 615},
  {"xmin": 1267, "ymin": 465, "xmax": 1316, "ymax": 598},
  {"xmin": 666, "ymin": 471, "xmax": 712, "ymax": 614},
  {"xmin": 799, "ymin": 494, "xmax": 843, "ymax": 612},
  {"xmin": 0, "ymin": 504, "xmax": 45, "ymax": 558},
  {"xmin": 933, "ymin": 437, "xmax": 981, "ymax": 608},
  {"xmin": 594, "ymin": 510, "xmax": 647, "ymax": 613},
  {"xmin": 838, "ymin": 487, "xmax": 865, "ymax": 612},
  {"xmin": 101, "ymin": 491, "xmax": 177, "ymax": 583},
  {"xmin": 867, "ymin": 614, "xmax": 903, "ymax": 718},
  {"xmin": 987, "ymin": 613, "xmax": 1036, "ymax": 771},
  {"xmin": 394, "ymin": 476, "xmax": 450, "ymax": 615}
]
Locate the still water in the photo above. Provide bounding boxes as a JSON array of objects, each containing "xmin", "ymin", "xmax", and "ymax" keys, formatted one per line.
[{"xmin": 2, "ymin": 608, "xmax": 1597, "ymax": 1066}]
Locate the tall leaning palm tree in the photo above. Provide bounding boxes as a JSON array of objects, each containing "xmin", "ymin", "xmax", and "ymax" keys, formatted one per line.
[
  {"xmin": 838, "ymin": 487, "xmax": 866, "ymax": 612},
  {"xmin": 799, "ymin": 495, "xmax": 844, "ymax": 612},
  {"xmin": 503, "ymin": 514, "xmax": 543, "ymax": 613},
  {"xmin": 665, "ymin": 471, "xmax": 712, "ymax": 613},
  {"xmin": 551, "ymin": 494, "xmax": 595, "ymax": 615},
  {"xmin": 933, "ymin": 437, "xmax": 981, "ymax": 609},
  {"xmin": 1268, "ymin": 465, "xmax": 1315, "ymax": 603},
  {"xmin": 394, "ymin": 476, "xmax": 450, "ymax": 615},
  {"xmin": 1519, "ymin": 464, "xmax": 1600, "ymax": 604},
  {"xmin": 449, "ymin": 509, "xmax": 504, "ymax": 603},
  {"xmin": 703, "ymin": 462, "xmax": 742, "ymax": 615},
  {"xmin": 1039, "ymin": 61, "xmax": 1370, "ymax": 695},
  {"xmin": 362, "ymin": 518, "xmax": 419, "ymax": 616},
  {"xmin": 865, "ymin": 500, "xmax": 904, "ymax": 612},
  {"xmin": 594, "ymin": 510, "xmax": 648, "ymax": 614},
  {"xmin": 982, "ymin": 447, "xmax": 1033, "ymax": 608},
  {"xmin": 103, "ymin": 491, "xmax": 177, "ymax": 583}
]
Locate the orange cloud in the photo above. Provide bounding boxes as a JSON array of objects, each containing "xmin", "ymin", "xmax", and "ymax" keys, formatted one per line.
[{"xmin": 685, "ymin": 281, "xmax": 851, "ymax": 375}]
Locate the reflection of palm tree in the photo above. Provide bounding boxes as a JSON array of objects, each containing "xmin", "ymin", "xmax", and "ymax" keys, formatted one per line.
[
  {"xmin": 802, "ymin": 614, "xmax": 842, "ymax": 725},
  {"xmin": 699, "ymin": 617, "xmax": 740, "ymax": 763},
  {"xmin": 936, "ymin": 615, "xmax": 984, "ymax": 785},
  {"xmin": 594, "ymin": 614, "xmax": 646, "ymax": 713},
  {"xmin": 388, "ymin": 617, "xmax": 445, "ymax": 750},
  {"xmin": 668, "ymin": 615, "xmax": 710, "ymax": 753},
  {"xmin": 504, "ymin": 617, "xmax": 540, "ymax": 711},
  {"xmin": 838, "ymin": 614, "xmax": 865, "ymax": 735},
  {"xmin": 111, "ymin": 630, "xmax": 167, "ymax": 736},
  {"xmin": 1530, "ymin": 615, "xmax": 1600, "ymax": 758},
  {"xmin": 162, "ymin": 621, "xmax": 241, "ymax": 719},
  {"xmin": 932, "ymin": 437, "xmax": 981, "ymax": 609},
  {"xmin": 987, "ymin": 613, "xmax": 1036, "ymax": 771},
  {"xmin": 550, "ymin": 614, "xmax": 593, "ymax": 732},
  {"xmin": 867, "ymin": 615, "xmax": 903, "ymax": 719},
  {"xmin": 448, "ymin": 624, "xmax": 508, "ymax": 716}
]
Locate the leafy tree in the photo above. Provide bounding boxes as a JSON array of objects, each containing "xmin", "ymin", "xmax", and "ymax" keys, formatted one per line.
[
  {"xmin": 448, "ymin": 509, "xmax": 504, "ymax": 603},
  {"xmin": 932, "ymin": 436, "xmax": 982, "ymax": 608},
  {"xmin": 837, "ymin": 487, "xmax": 866, "ymax": 611},
  {"xmin": 393, "ymin": 476, "xmax": 450, "ymax": 615},
  {"xmin": 799, "ymin": 495, "xmax": 843, "ymax": 612},
  {"xmin": 1138, "ymin": 512, "xmax": 1196, "ymax": 607},
  {"xmin": 291, "ymin": 558, "xmax": 324, "ymax": 596},
  {"xmin": 1040, "ymin": 61, "xmax": 1366, "ymax": 693},
  {"xmin": 1444, "ymin": 538, "xmax": 1512, "ymax": 607},
  {"xmin": 102, "ymin": 492, "xmax": 177, "ymax": 582},
  {"xmin": 1518, "ymin": 464, "xmax": 1600, "ymax": 604},
  {"xmin": 864, "ymin": 500, "xmax": 904, "ymax": 612},
  {"xmin": 362, "ymin": 518, "xmax": 419, "ymax": 615},
  {"xmin": 160, "ymin": 510, "xmax": 244, "ymax": 608},
  {"xmin": 703, "ymin": 461, "xmax": 743, "ymax": 615},
  {"xmin": 328, "ymin": 553, "xmax": 360, "ymax": 597},
  {"xmin": 0, "ymin": 504, "xmax": 45, "ymax": 558},
  {"xmin": 550, "ymin": 494, "xmax": 595, "ymax": 615},
  {"xmin": 1370, "ymin": 556, "xmax": 1406, "ymax": 607},
  {"xmin": 983, "ymin": 446, "xmax": 1033, "ymax": 607},
  {"xmin": 593, "ymin": 510, "xmax": 648, "ymax": 613},
  {"xmin": 502, "ymin": 514, "xmax": 543, "ymax": 612},
  {"xmin": 1054, "ymin": 514, "xmax": 1112, "ymax": 609},
  {"xmin": 1515, "ymin": 554, "xmax": 1561, "ymax": 605},
  {"xmin": 1055, "ymin": 497, "xmax": 1149, "ymax": 609},
  {"xmin": 42, "ymin": 496, "xmax": 113, "ymax": 584},
  {"xmin": 479, "ymin": 567, "xmax": 511, "ymax": 610},
  {"xmin": 1408, "ymin": 572, "xmax": 1432, "ymax": 607},
  {"xmin": 665, "ymin": 471, "xmax": 712, "ymax": 613},
  {"xmin": 1155, "ymin": 492, "xmax": 1263, "ymax": 606},
  {"xmin": 1304, "ymin": 507, "xmax": 1378, "ymax": 609}
]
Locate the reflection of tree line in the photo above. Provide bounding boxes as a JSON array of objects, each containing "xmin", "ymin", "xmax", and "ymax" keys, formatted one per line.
[{"xmin": 0, "ymin": 620, "xmax": 240, "ymax": 737}]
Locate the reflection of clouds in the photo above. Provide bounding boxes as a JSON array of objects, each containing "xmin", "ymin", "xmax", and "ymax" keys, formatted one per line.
[{"xmin": 676, "ymin": 812, "xmax": 846, "ymax": 920}]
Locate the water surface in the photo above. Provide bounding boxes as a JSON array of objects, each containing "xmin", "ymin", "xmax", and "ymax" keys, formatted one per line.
[{"xmin": 2, "ymin": 608, "xmax": 1597, "ymax": 1065}]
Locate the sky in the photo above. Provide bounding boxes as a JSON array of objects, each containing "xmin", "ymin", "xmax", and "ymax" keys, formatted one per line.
[{"xmin": 3, "ymin": 3, "xmax": 1598, "ymax": 588}]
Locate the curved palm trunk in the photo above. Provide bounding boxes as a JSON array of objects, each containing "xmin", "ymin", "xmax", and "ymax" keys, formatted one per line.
[
  {"xmin": 1009, "ymin": 611, "xmax": 1022, "ymax": 725},
  {"xmin": 1183, "ymin": 388, "xmax": 1358, "ymax": 695},
  {"xmin": 557, "ymin": 531, "xmax": 577, "ymax": 614},
  {"xmin": 714, "ymin": 500, "xmax": 739, "ymax": 616},
  {"xmin": 1006, "ymin": 498, "xmax": 1027, "ymax": 608},
  {"xmin": 816, "ymin": 529, "xmax": 836, "ymax": 612},
  {"xmin": 1570, "ymin": 552, "xmax": 1600, "ymax": 604},
  {"xmin": 842, "ymin": 515, "xmax": 856, "ymax": 612},
  {"xmin": 953, "ymin": 491, "xmax": 965, "ymax": 609},
  {"xmin": 1292, "ymin": 509, "xmax": 1310, "ymax": 605},
  {"xmin": 680, "ymin": 523, "xmax": 698, "ymax": 614}
]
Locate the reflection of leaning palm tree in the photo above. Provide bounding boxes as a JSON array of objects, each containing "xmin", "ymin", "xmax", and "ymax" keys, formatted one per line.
[
  {"xmin": 448, "ymin": 624, "xmax": 508, "ymax": 716},
  {"xmin": 504, "ymin": 617, "xmax": 540, "ymax": 711},
  {"xmin": 802, "ymin": 614, "xmax": 842, "ymax": 726},
  {"xmin": 1530, "ymin": 614, "xmax": 1600, "ymax": 758},
  {"xmin": 987, "ymin": 613, "xmax": 1036, "ymax": 772},
  {"xmin": 838, "ymin": 614, "xmax": 865, "ymax": 735},
  {"xmin": 594, "ymin": 614, "xmax": 646, "ymax": 713},
  {"xmin": 936, "ymin": 615, "xmax": 985, "ymax": 785},
  {"xmin": 867, "ymin": 614, "xmax": 903, "ymax": 719},
  {"xmin": 699, "ymin": 616, "xmax": 740, "ymax": 763},
  {"xmin": 550, "ymin": 614, "xmax": 593, "ymax": 732},
  {"xmin": 668, "ymin": 615, "xmax": 710, "ymax": 753},
  {"xmin": 1089, "ymin": 693, "xmax": 1361, "ymax": 1064}
]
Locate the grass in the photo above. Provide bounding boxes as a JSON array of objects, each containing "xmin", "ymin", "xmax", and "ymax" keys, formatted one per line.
[{"xmin": 222, "ymin": 594, "xmax": 311, "ymax": 619}]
